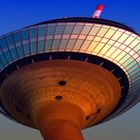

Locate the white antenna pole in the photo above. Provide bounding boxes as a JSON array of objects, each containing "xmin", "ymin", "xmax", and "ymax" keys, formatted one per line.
[{"xmin": 92, "ymin": 4, "xmax": 105, "ymax": 18}]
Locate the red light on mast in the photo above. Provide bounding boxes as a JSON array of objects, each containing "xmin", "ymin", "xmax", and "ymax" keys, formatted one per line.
[{"xmin": 92, "ymin": 4, "xmax": 105, "ymax": 18}]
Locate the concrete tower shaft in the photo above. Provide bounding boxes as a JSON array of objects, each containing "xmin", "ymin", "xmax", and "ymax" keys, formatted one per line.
[{"xmin": 0, "ymin": 60, "xmax": 121, "ymax": 139}]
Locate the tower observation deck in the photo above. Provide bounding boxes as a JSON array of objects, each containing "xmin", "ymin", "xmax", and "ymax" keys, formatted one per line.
[{"xmin": 0, "ymin": 17, "xmax": 140, "ymax": 140}]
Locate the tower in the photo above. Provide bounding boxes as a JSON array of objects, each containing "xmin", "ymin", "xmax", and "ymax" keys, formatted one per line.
[{"xmin": 0, "ymin": 5, "xmax": 140, "ymax": 140}]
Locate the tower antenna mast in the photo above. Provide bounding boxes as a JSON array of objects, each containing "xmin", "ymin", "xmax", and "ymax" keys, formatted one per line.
[{"xmin": 92, "ymin": 4, "xmax": 105, "ymax": 18}]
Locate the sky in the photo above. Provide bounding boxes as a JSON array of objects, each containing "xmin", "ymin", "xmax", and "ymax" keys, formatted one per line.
[{"xmin": 0, "ymin": 0, "xmax": 140, "ymax": 140}]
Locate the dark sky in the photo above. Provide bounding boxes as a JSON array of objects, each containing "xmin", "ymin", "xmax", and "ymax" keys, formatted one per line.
[{"xmin": 0, "ymin": 0, "xmax": 140, "ymax": 140}]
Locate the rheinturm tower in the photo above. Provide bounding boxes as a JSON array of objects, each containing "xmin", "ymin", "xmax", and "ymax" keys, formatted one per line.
[{"xmin": 0, "ymin": 5, "xmax": 140, "ymax": 140}]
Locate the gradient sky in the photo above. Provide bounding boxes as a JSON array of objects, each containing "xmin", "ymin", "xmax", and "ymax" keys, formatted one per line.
[{"xmin": 0, "ymin": 0, "xmax": 140, "ymax": 140}]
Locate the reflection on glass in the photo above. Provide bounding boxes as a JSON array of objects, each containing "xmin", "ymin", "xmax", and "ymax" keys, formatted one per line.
[
  {"xmin": 81, "ymin": 40, "xmax": 91, "ymax": 51},
  {"xmin": 73, "ymin": 40, "xmax": 84, "ymax": 50},
  {"xmin": 129, "ymin": 64, "xmax": 139, "ymax": 73},
  {"xmin": 124, "ymin": 36, "xmax": 135, "ymax": 46},
  {"xmin": 119, "ymin": 54, "xmax": 130, "ymax": 63},
  {"xmin": 0, "ymin": 38, "xmax": 7, "ymax": 49},
  {"xmin": 6, "ymin": 35, "xmax": 14, "ymax": 46},
  {"xmin": 38, "ymin": 27, "xmax": 46, "ymax": 36},
  {"xmin": 14, "ymin": 32, "xmax": 21, "ymax": 43},
  {"xmin": 111, "ymin": 31, "xmax": 123, "ymax": 40},
  {"xmin": 0, "ymin": 61, "xmax": 4, "ymax": 69},
  {"xmin": 89, "ymin": 26, "xmax": 100, "ymax": 36},
  {"xmin": 81, "ymin": 25, "xmax": 92, "ymax": 35},
  {"xmin": 30, "ymin": 28, "xmax": 37, "ymax": 38},
  {"xmin": 5, "ymin": 51, "xmax": 12, "ymax": 63},
  {"xmin": 129, "ymin": 39, "xmax": 139, "ymax": 48},
  {"xmin": 88, "ymin": 41, "xmax": 99, "ymax": 52},
  {"xmin": 97, "ymin": 28, "xmax": 108, "ymax": 37},
  {"xmin": 38, "ymin": 41, "xmax": 44, "ymax": 52},
  {"xmin": 31, "ymin": 42, "xmax": 37, "ymax": 54},
  {"xmin": 47, "ymin": 26, "xmax": 56, "ymax": 35},
  {"xmin": 134, "ymin": 45, "xmax": 140, "ymax": 51},
  {"xmin": 45, "ymin": 40, "xmax": 52, "ymax": 51},
  {"xmin": 66, "ymin": 39, "xmax": 76, "ymax": 50},
  {"xmin": 126, "ymin": 59, "xmax": 136, "ymax": 69},
  {"xmin": 64, "ymin": 25, "xmax": 74, "ymax": 34},
  {"xmin": 73, "ymin": 25, "xmax": 83, "ymax": 34},
  {"xmin": 0, "ymin": 54, "xmax": 7, "ymax": 65},
  {"xmin": 17, "ymin": 46, "xmax": 24, "ymax": 58},
  {"xmin": 10, "ymin": 48, "xmax": 18, "ymax": 60},
  {"xmin": 104, "ymin": 29, "xmax": 116, "ymax": 38},
  {"xmin": 55, "ymin": 25, "xmax": 65, "ymax": 35},
  {"xmin": 22, "ymin": 30, "xmax": 29, "ymax": 40},
  {"xmin": 118, "ymin": 33, "xmax": 129, "ymax": 43},
  {"xmin": 52, "ymin": 40, "xmax": 60, "ymax": 50},
  {"xmin": 100, "ymin": 44, "xmax": 111, "ymax": 55},
  {"xmin": 59, "ymin": 39, "xmax": 68, "ymax": 50},
  {"xmin": 23, "ymin": 44, "xmax": 30, "ymax": 56},
  {"xmin": 114, "ymin": 51, "xmax": 126, "ymax": 61},
  {"xmin": 123, "ymin": 57, "xmax": 134, "ymax": 67}
]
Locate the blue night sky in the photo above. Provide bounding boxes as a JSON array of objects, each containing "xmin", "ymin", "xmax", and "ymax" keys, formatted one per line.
[{"xmin": 0, "ymin": 0, "xmax": 140, "ymax": 140}]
